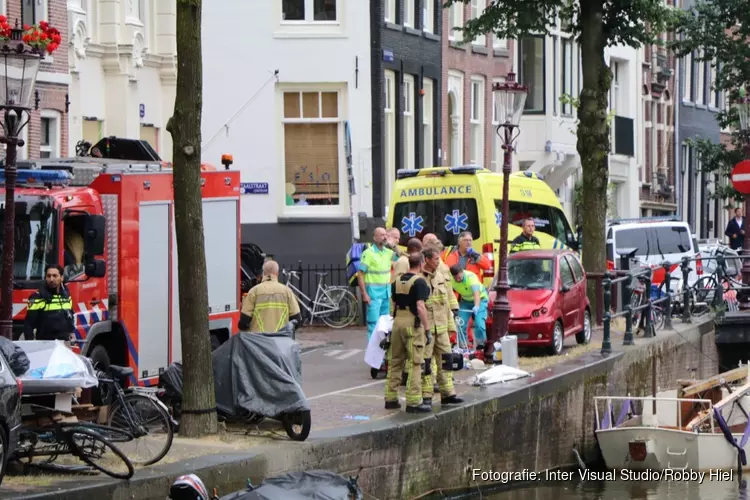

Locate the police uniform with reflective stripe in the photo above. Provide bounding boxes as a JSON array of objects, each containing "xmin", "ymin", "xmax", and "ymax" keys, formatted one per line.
[
  {"xmin": 421, "ymin": 268, "xmax": 458, "ymax": 401},
  {"xmin": 509, "ymin": 234, "xmax": 541, "ymax": 253},
  {"xmin": 24, "ymin": 287, "xmax": 75, "ymax": 341},
  {"xmin": 385, "ymin": 273, "xmax": 430, "ymax": 408},
  {"xmin": 239, "ymin": 276, "xmax": 301, "ymax": 333}
]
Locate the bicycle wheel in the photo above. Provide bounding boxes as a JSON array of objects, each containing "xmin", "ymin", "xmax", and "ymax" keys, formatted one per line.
[
  {"xmin": 693, "ymin": 276, "xmax": 718, "ymax": 303},
  {"xmin": 629, "ymin": 290, "xmax": 644, "ymax": 327},
  {"xmin": 66, "ymin": 422, "xmax": 134, "ymax": 443},
  {"xmin": 65, "ymin": 426, "xmax": 134, "ymax": 479},
  {"xmin": 108, "ymin": 394, "xmax": 174, "ymax": 466},
  {"xmin": 319, "ymin": 288, "xmax": 357, "ymax": 328},
  {"xmin": 651, "ymin": 306, "xmax": 665, "ymax": 331}
]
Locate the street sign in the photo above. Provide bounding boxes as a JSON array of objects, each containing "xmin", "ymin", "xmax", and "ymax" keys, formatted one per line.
[
  {"xmin": 239, "ymin": 182, "xmax": 269, "ymax": 194},
  {"xmin": 731, "ymin": 160, "xmax": 750, "ymax": 195},
  {"xmin": 139, "ymin": 104, "xmax": 145, "ymax": 118}
]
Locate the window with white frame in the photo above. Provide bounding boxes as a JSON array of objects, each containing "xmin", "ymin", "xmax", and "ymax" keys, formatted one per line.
[
  {"xmin": 403, "ymin": 0, "xmax": 414, "ymax": 27},
  {"xmin": 282, "ymin": 89, "xmax": 343, "ymax": 208},
  {"xmin": 449, "ymin": 2, "xmax": 463, "ymax": 41},
  {"xmin": 609, "ymin": 60, "xmax": 620, "ymax": 112},
  {"xmin": 711, "ymin": 58, "xmax": 722, "ymax": 109},
  {"xmin": 519, "ymin": 36, "xmax": 545, "ymax": 113},
  {"xmin": 469, "ymin": 77, "xmax": 484, "ymax": 166},
  {"xmin": 40, "ymin": 110, "xmax": 61, "ymax": 159},
  {"xmin": 493, "ymin": 36, "xmax": 507, "ymax": 50},
  {"xmin": 683, "ymin": 52, "xmax": 693, "ymax": 102},
  {"xmin": 422, "ymin": 0, "xmax": 434, "ymax": 32},
  {"xmin": 385, "ymin": 0, "xmax": 395, "ymax": 22},
  {"xmin": 423, "ymin": 78, "xmax": 434, "ymax": 168},
  {"xmin": 561, "ymin": 38, "xmax": 574, "ymax": 116},
  {"xmin": 490, "ymin": 78, "xmax": 504, "ymax": 171},
  {"xmin": 403, "ymin": 75, "xmax": 415, "ymax": 171},
  {"xmin": 22, "ymin": 0, "xmax": 47, "ymax": 26},
  {"xmin": 127, "ymin": 0, "xmax": 144, "ymax": 21},
  {"xmin": 696, "ymin": 50, "xmax": 705, "ymax": 105},
  {"xmin": 282, "ymin": 0, "xmax": 338, "ymax": 22},
  {"xmin": 384, "ymin": 71, "xmax": 396, "ymax": 195},
  {"xmin": 470, "ymin": 0, "xmax": 486, "ymax": 46}
]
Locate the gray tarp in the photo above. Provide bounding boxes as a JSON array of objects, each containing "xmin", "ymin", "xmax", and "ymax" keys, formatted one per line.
[
  {"xmin": 159, "ymin": 330, "xmax": 309, "ymax": 418},
  {"xmin": 219, "ymin": 471, "xmax": 363, "ymax": 500}
]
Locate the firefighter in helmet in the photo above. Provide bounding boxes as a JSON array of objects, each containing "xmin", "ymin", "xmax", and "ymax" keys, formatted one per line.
[{"xmin": 239, "ymin": 260, "xmax": 301, "ymax": 333}]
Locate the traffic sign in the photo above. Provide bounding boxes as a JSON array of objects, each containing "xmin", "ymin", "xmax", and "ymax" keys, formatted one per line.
[{"xmin": 731, "ymin": 160, "xmax": 750, "ymax": 195}]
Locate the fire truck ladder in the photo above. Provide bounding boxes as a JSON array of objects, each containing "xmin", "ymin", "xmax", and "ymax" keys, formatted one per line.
[{"xmin": 14, "ymin": 158, "xmax": 166, "ymax": 187}]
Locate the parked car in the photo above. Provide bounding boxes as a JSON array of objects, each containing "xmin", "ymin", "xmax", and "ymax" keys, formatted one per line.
[
  {"xmin": 697, "ymin": 239, "xmax": 741, "ymax": 278},
  {"xmin": 0, "ymin": 350, "xmax": 22, "ymax": 485},
  {"xmin": 487, "ymin": 249, "xmax": 591, "ymax": 355}
]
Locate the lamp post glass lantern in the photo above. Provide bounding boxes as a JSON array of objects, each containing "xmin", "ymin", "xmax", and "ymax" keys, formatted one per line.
[
  {"xmin": 0, "ymin": 25, "xmax": 43, "ymax": 340},
  {"xmin": 488, "ymin": 72, "xmax": 527, "ymax": 360}
]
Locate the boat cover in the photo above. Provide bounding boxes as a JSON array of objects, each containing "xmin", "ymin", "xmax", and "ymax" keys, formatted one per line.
[
  {"xmin": 219, "ymin": 471, "xmax": 363, "ymax": 500},
  {"xmin": 159, "ymin": 330, "xmax": 309, "ymax": 418}
]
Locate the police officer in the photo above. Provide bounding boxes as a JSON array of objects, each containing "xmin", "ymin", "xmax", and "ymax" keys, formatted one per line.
[
  {"xmin": 510, "ymin": 218, "xmax": 542, "ymax": 254},
  {"xmin": 239, "ymin": 260, "xmax": 301, "ymax": 333},
  {"xmin": 450, "ymin": 265, "xmax": 489, "ymax": 357},
  {"xmin": 24, "ymin": 264, "xmax": 75, "ymax": 341},
  {"xmin": 385, "ymin": 252, "xmax": 432, "ymax": 413},
  {"xmin": 421, "ymin": 247, "xmax": 464, "ymax": 407},
  {"xmin": 358, "ymin": 227, "xmax": 396, "ymax": 340}
]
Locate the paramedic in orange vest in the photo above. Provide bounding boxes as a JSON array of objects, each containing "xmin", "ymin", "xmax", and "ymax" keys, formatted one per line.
[
  {"xmin": 444, "ymin": 231, "xmax": 491, "ymax": 278},
  {"xmin": 358, "ymin": 227, "xmax": 396, "ymax": 340}
]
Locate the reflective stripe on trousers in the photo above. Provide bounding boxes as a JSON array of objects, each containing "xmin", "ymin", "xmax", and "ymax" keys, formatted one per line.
[
  {"xmin": 385, "ymin": 322, "xmax": 425, "ymax": 406},
  {"xmin": 422, "ymin": 331, "xmax": 455, "ymax": 398}
]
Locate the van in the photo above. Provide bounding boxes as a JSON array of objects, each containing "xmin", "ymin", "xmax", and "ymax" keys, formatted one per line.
[
  {"xmin": 386, "ymin": 165, "xmax": 580, "ymax": 287},
  {"xmin": 605, "ymin": 217, "xmax": 703, "ymax": 287}
]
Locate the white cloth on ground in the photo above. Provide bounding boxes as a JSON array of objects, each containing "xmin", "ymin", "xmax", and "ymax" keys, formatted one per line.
[{"xmin": 364, "ymin": 315, "xmax": 393, "ymax": 369}]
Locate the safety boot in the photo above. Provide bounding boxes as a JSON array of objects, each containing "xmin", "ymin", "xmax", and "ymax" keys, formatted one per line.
[
  {"xmin": 385, "ymin": 400, "xmax": 401, "ymax": 410},
  {"xmin": 406, "ymin": 403, "xmax": 432, "ymax": 413},
  {"xmin": 423, "ymin": 397, "xmax": 432, "ymax": 406},
  {"xmin": 441, "ymin": 395, "xmax": 464, "ymax": 405}
]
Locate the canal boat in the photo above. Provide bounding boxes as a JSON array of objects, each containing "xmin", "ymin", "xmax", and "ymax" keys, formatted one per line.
[{"xmin": 594, "ymin": 366, "xmax": 750, "ymax": 471}]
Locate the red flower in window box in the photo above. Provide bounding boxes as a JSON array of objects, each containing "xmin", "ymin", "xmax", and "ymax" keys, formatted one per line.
[{"xmin": 20, "ymin": 20, "xmax": 62, "ymax": 55}]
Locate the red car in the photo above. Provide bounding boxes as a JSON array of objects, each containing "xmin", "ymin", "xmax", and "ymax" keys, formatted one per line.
[{"xmin": 487, "ymin": 249, "xmax": 591, "ymax": 355}]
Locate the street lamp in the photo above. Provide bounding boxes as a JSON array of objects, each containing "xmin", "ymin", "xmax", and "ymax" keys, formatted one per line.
[
  {"xmin": 0, "ymin": 23, "xmax": 42, "ymax": 339},
  {"xmin": 488, "ymin": 72, "xmax": 528, "ymax": 359},
  {"xmin": 734, "ymin": 90, "xmax": 750, "ymax": 309}
]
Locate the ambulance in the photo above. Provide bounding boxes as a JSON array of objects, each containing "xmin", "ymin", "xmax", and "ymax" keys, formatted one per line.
[{"xmin": 386, "ymin": 165, "xmax": 580, "ymax": 287}]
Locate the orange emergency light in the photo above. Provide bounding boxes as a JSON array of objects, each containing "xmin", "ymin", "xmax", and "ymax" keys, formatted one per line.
[{"xmin": 221, "ymin": 154, "xmax": 233, "ymax": 170}]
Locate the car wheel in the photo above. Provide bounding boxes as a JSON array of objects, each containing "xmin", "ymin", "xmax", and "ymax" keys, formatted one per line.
[
  {"xmin": 548, "ymin": 321, "xmax": 564, "ymax": 356},
  {"xmin": 576, "ymin": 309, "xmax": 592, "ymax": 345},
  {"xmin": 0, "ymin": 425, "xmax": 7, "ymax": 486}
]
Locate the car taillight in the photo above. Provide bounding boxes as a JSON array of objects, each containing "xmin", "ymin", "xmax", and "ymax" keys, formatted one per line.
[
  {"xmin": 606, "ymin": 260, "xmax": 615, "ymax": 271},
  {"xmin": 696, "ymin": 253, "xmax": 703, "ymax": 276},
  {"xmin": 482, "ymin": 243, "xmax": 494, "ymax": 278},
  {"xmin": 16, "ymin": 378, "xmax": 22, "ymax": 396}
]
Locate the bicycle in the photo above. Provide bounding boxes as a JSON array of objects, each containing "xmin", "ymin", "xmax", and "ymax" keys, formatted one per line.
[
  {"xmin": 282, "ymin": 268, "xmax": 357, "ymax": 328},
  {"xmin": 629, "ymin": 271, "xmax": 666, "ymax": 333},
  {"xmin": 14, "ymin": 408, "xmax": 134, "ymax": 479},
  {"xmin": 96, "ymin": 364, "xmax": 175, "ymax": 466}
]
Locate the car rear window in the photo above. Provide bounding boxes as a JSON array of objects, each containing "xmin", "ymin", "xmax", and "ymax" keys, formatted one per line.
[
  {"xmin": 393, "ymin": 198, "xmax": 480, "ymax": 247},
  {"xmin": 613, "ymin": 225, "xmax": 693, "ymax": 257}
]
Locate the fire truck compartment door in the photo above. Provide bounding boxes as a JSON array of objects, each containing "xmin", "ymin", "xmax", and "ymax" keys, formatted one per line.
[
  {"xmin": 138, "ymin": 202, "xmax": 170, "ymax": 379},
  {"xmin": 202, "ymin": 199, "xmax": 239, "ymax": 314}
]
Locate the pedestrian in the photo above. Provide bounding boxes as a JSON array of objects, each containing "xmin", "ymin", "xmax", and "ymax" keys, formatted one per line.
[
  {"xmin": 510, "ymin": 218, "xmax": 541, "ymax": 254},
  {"xmin": 357, "ymin": 227, "xmax": 396, "ymax": 340},
  {"xmin": 444, "ymin": 231, "xmax": 491, "ymax": 277},
  {"xmin": 421, "ymin": 247, "xmax": 464, "ymax": 407},
  {"xmin": 385, "ymin": 252, "xmax": 432, "ymax": 413},
  {"xmin": 725, "ymin": 207, "xmax": 745, "ymax": 250},
  {"xmin": 239, "ymin": 260, "xmax": 301, "ymax": 333},
  {"xmin": 449, "ymin": 265, "xmax": 489, "ymax": 359},
  {"xmin": 386, "ymin": 227, "xmax": 402, "ymax": 252},
  {"xmin": 393, "ymin": 238, "xmax": 423, "ymax": 282},
  {"xmin": 24, "ymin": 264, "xmax": 75, "ymax": 341}
]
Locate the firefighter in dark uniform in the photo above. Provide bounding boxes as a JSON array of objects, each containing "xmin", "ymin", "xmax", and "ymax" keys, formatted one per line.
[
  {"xmin": 24, "ymin": 264, "xmax": 75, "ymax": 341},
  {"xmin": 510, "ymin": 217, "xmax": 542, "ymax": 254},
  {"xmin": 385, "ymin": 252, "xmax": 432, "ymax": 413}
]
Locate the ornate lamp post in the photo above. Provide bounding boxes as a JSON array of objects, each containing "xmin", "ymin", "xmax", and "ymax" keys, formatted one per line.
[
  {"xmin": 488, "ymin": 72, "xmax": 528, "ymax": 357},
  {"xmin": 0, "ymin": 21, "xmax": 46, "ymax": 339},
  {"xmin": 734, "ymin": 90, "xmax": 750, "ymax": 309}
]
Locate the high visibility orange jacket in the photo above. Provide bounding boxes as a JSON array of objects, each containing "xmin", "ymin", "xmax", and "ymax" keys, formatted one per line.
[{"xmin": 444, "ymin": 247, "xmax": 491, "ymax": 279}]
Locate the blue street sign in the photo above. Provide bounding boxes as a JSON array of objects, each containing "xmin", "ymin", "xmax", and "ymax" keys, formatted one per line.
[
  {"xmin": 240, "ymin": 182, "xmax": 269, "ymax": 194},
  {"xmin": 383, "ymin": 49, "xmax": 394, "ymax": 63},
  {"xmin": 139, "ymin": 104, "xmax": 145, "ymax": 118}
]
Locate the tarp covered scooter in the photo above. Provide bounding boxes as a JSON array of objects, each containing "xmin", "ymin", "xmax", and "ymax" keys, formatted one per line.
[
  {"xmin": 218, "ymin": 471, "xmax": 363, "ymax": 500},
  {"xmin": 159, "ymin": 322, "xmax": 312, "ymax": 441}
]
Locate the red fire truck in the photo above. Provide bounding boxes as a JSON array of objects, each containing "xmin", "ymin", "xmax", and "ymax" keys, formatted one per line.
[{"xmin": 0, "ymin": 140, "xmax": 241, "ymax": 386}]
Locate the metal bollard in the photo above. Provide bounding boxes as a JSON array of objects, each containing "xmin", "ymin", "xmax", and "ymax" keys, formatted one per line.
[
  {"xmin": 681, "ymin": 257, "xmax": 692, "ymax": 323},
  {"xmin": 602, "ymin": 273, "xmax": 612, "ymax": 355},
  {"xmin": 643, "ymin": 272, "xmax": 655, "ymax": 338},
  {"xmin": 662, "ymin": 261, "xmax": 672, "ymax": 329},
  {"xmin": 623, "ymin": 272, "xmax": 634, "ymax": 346}
]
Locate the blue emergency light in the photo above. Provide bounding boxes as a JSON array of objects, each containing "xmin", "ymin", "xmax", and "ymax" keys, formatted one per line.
[{"xmin": 0, "ymin": 169, "xmax": 72, "ymax": 186}]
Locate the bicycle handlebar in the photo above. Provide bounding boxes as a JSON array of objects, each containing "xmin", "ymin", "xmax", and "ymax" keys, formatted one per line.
[{"xmin": 282, "ymin": 269, "xmax": 300, "ymax": 278}]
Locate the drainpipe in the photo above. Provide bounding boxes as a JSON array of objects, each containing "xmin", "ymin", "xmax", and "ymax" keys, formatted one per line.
[{"xmin": 675, "ymin": 42, "xmax": 682, "ymax": 221}]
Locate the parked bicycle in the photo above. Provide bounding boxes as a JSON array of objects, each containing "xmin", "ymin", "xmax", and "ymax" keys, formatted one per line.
[
  {"xmin": 96, "ymin": 364, "xmax": 175, "ymax": 466},
  {"xmin": 282, "ymin": 268, "xmax": 357, "ymax": 328},
  {"xmin": 14, "ymin": 407, "xmax": 134, "ymax": 479}
]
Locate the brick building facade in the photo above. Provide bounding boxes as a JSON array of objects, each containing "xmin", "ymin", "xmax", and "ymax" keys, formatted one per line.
[
  {"xmin": 639, "ymin": 0, "xmax": 677, "ymax": 217},
  {"xmin": 441, "ymin": 2, "xmax": 512, "ymax": 171},
  {"xmin": 8, "ymin": 0, "xmax": 69, "ymax": 159},
  {"xmin": 370, "ymin": 0, "xmax": 442, "ymax": 218}
]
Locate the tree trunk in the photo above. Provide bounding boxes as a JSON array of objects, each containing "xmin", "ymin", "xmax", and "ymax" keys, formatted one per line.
[
  {"xmin": 166, "ymin": 0, "xmax": 217, "ymax": 437},
  {"xmin": 577, "ymin": 0, "xmax": 611, "ymax": 311}
]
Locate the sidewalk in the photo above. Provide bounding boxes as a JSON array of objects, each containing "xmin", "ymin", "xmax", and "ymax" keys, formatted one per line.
[{"xmin": 0, "ymin": 322, "xmax": 633, "ymax": 497}]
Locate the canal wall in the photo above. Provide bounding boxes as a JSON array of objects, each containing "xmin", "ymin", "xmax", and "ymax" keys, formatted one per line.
[{"xmin": 25, "ymin": 317, "xmax": 716, "ymax": 500}]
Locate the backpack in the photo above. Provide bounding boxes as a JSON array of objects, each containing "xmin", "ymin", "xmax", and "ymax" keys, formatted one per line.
[{"xmin": 346, "ymin": 242, "xmax": 371, "ymax": 287}]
